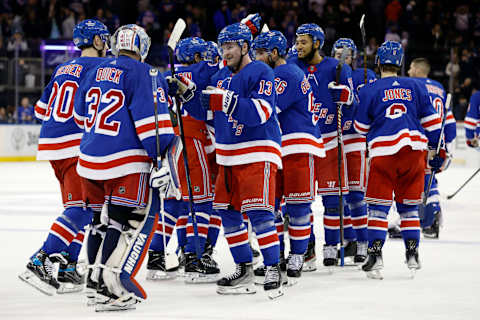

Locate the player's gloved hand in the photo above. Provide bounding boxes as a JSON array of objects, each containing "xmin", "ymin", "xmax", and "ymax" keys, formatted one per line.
[
  {"xmin": 240, "ymin": 13, "xmax": 261, "ymax": 36},
  {"xmin": 200, "ymin": 86, "xmax": 238, "ymax": 115},
  {"xmin": 166, "ymin": 75, "xmax": 196, "ymax": 103},
  {"xmin": 466, "ymin": 137, "xmax": 480, "ymax": 149},
  {"xmin": 150, "ymin": 158, "xmax": 182, "ymax": 199},
  {"xmin": 428, "ymin": 148, "xmax": 450, "ymax": 173},
  {"xmin": 328, "ymin": 81, "xmax": 353, "ymax": 105}
]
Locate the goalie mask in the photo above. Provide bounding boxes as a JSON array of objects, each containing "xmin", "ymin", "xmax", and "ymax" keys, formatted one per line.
[{"xmin": 111, "ymin": 24, "xmax": 151, "ymax": 62}]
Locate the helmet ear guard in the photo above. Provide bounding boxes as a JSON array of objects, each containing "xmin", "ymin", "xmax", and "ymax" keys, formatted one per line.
[{"xmin": 111, "ymin": 24, "xmax": 151, "ymax": 62}]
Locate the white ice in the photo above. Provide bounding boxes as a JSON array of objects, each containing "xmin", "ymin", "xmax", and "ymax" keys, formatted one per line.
[{"xmin": 1, "ymin": 161, "xmax": 479, "ymax": 320}]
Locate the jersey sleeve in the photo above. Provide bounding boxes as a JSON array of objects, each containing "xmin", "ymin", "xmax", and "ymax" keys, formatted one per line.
[
  {"xmin": 230, "ymin": 67, "xmax": 276, "ymax": 127},
  {"xmin": 73, "ymin": 75, "xmax": 87, "ymax": 130},
  {"xmin": 129, "ymin": 65, "xmax": 174, "ymax": 159},
  {"xmin": 465, "ymin": 93, "xmax": 480, "ymax": 139},
  {"xmin": 416, "ymin": 83, "xmax": 441, "ymax": 147},
  {"xmin": 275, "ymin": 68, "xmax": 307, "ymax": 113},
  {"xmin": 34, "ymin": 67, "xmax": 59, "ymax": 121},
  {"xmin": 353, "ymin": 88, "xmax": 372, "ymax": 135}
]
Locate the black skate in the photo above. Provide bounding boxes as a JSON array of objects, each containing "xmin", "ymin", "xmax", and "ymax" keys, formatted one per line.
[
  {"xmin": 303, "ymin": 241, "xmax": 317, "ymax": 272},
  {"xmin": 18, "ymin": 250, "xmax": 60, "ymax": 296},
  {"xmin": 184, "ymin": 252, "xmax": 220, "ymax": 284},
  {"xmin": 57, "ymin": 258, "xmax": 85, "ymax": 294},
  {"xmin": 338, "ymin": 240, "xmax": 357, "ymax": 258},
  {"xmin": 203, "ymin": 242, "xmax": 219, "ymax": 270},
  {"xmin": 217, "ymin": 262, "xmax": 256, "ymax": 295},
  {"xmin": 405, "ymin": 239, "xmax": 421, "ymax": 278},
  {"xmin": 388, "ymin": 225, "xmax": 402, "ymax": 239},
  {"xmin": 95, "ymin": 276, "xmax": 137, "ymax": 312},
  {"xmin": 362, "ymin": 239, "xmax": 384, "ymax": 280},
  {"xmin": 264, "ymin": 264, "xmax": 284, "ymax": 299},
  {"xmin": 323, "ymin": 245, "xmax": 338, "ymax": 272},
  {"xmin": 254, "ymin": 251, "xmax": 286, "ymax": 284},
  {"xmin": 423, "ymin": 211, "xmax": 441, "ymax": 239},
  {"xmin": 286, "ymin": 253, "xmax": 304, "ymax": 278},
  {"xmin": 146, "ymin": 250, "xmax": 178, "ymax": 280},
  {"xmin": 354, "ymin": 241, "xmax": 368, "ymax": 264}
]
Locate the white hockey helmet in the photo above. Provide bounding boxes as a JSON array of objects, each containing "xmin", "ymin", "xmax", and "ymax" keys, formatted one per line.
[{"xmin": 111, "ymin": 24, "xmax": 151, "ymax": 62}]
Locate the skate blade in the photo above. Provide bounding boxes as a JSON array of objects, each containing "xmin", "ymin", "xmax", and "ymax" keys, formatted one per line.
[
  {"xmin": 267, "ymin": 286, "xmax": 285, "ymax": 300},
  {"xmin": 185, "ymin": 274, "xmax": 219, "ymax": 284},
  {"xmin": 18, "ymin": 270, "xmax": 56, "ymax": 296},
  {"xmin": 303, "ymin": 260, "xmax": 317, "ymax": 272},
  {"xmin": 146, "ymin": 270, "xmax": 177, "ymax": 281},
  {"xmin": 85, "ymin": 288, "xmax": 96, "ymax": 306},
  {"xmin": 95, "ymin": 294, "xmax": 138, "ymax": 312},
  {"xmin": 57, "ymin": 283, "xmax": 84, "ymax": 294},
  {"xmin": 254, "ymin": 276, "xmax": 264, "ymax": 286},
  {"xmin": 409, "ymin": 268, "xmax": 417, "ymax": 279},
  {"xmin": 284, "ymin": 278, "xmax": 297, "ymax": 287},
  {"xmin": 216, "ymin": 283, "xmax": 257, "ymax": 295},
  {"xmin": 366, "ymin": 270, "xmax": 383, "ymax": 280}
]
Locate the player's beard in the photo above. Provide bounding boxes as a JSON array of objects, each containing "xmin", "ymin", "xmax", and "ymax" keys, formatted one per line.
[
  {"xmin": 266, "ymin": 55, "xmax": 275, "ymax": 69},
  {"xmin": 300, "ymin": 44, "xmax": 316, "ymax": 64}
]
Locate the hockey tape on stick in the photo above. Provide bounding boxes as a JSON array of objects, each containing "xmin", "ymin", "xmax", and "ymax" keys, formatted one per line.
[
  {"xmin": 359, "ymin": 14, "xmax": 368, "ymax": 85},
  {"xmin": 261, "ymin": 24, "xmax": 270, "ymax": 33},
  {"xmin": 167, "ymin": 19, "xmax": 186, "ymax": 52}
]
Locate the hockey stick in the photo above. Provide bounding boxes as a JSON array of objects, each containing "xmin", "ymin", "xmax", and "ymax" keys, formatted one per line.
[
  {"xmin": 167, "ymin": 18, "xmax": 203, "ymax": 260},
  {"xmin": 423, "ymin": 93, "xmax": 452, "ymax": 206},
  {"xmin": 359, "ymin": 14, "xmax": 367, "ymax": 85},
  {"xmin": 335, "ymin": 48, "xmax": 349, "ymax": 267},
  {"xmin": 447, "ymin": 168, "xmax": 480, "ymax": 200}
]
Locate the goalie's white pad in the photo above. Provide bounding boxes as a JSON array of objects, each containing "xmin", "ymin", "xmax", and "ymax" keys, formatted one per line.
[{"xmin": 101, "ymin": 189, "xmax": 160, "ymax": 301}]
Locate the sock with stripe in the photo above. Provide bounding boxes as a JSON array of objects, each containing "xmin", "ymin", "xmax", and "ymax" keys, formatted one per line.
[
  {"xmin": 397, "ymin": 203, "xmax": 421, "ymax": 248},
  {"xmin": 247, "ymin": 209, "xmax": 279, "ymax": 266},
  {"xmin": 185, "ymin": 202, "xmax": 211, "ymax": 254},
  {"xmin": 347, "ymin": 191, "xmax": 368, "ymax": 242},
  {"xmin": 221, "ymin": 209, "xmax": 252, "ymax": 264},
  {"xmin": 367, "ymin": 204, "xmax": 390, "ymax": 247},
  {"xmin": 150, "ymin": 199, "xmax": 182, "ymax": 252},
  {"xmin": 286, "ymin": 203, "xmax": 311, "ymax": 254}
]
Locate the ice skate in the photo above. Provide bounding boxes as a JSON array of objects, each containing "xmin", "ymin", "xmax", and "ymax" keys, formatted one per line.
[
  {"xmin": 286, "ymin": 253, "xmax": 304, "ymax": 278},
  {"xmin": 95, "ymin": 277, "xmax": 137, "ymax": 312},
  {"xmin": 362, "ymin": 240, "xmax": 384, "ymax": 280},
  {"xmin": 85, "ymin": 269, "xmax": 97, "ymax": 306},
  {"xmin": 146, "ymin": 250, "xmax": 178, "ymax": 280},
  {"xmin": 18, "ymin": 250, "xmax": 60, "ymax": 296},
  {"xmin": 216, "ymin": 263, "xmax": 256, "ymax": 295},
  {"xmin": 354, "ymin": 241, "xmax": 368, "ymax": 265},
  {"xmin": 423, "ymin": 212, "xmax": 441, "ymax": 239},
  {"xmin": 323, "ymin": 245, "xmax": 338, "ymax": 273},
  {"xmin": 405, "ymin": 239, "xmax": 421, "ymax": 278},
  {"xmin": 303, "ymin": 241, "xmax": 317, "ymax": 272},
  {"xmin": 57, "ymin": 259, "xmax": 85, "ymax": 294},
  {"xmin": 184, "ymin": 252, "xmax": 220, "ymax": 284},
  {"xmin": 388, "ymin": 225, "xmax": 402, "ymax": 239},
  {"xmin": 254, "ymin": 252, "xmax": 286, "ymax": 285},
  {"xmin": 264, "ymin": 264, "xmax": 284, "ymax": 300}
]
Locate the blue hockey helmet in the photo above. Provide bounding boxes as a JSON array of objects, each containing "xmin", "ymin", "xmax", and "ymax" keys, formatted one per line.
[
  {"xmin": 375, "ymin": 40, "xmax": 403, "ymax": 67},
  {"xmin": 73, "ymin": 19, "xmax": 110, "ymax": 49},
  {"xmin": 296, "ymin": 23, "xmax": 325, "ymax": 49},
  {"xmin": 175, "ymin": 37, "xmax": 208, "ymax": 63},
  {"xmin": 331, "ymin": 38, "xmax": 357, "ymax": 58},
  {"xmin": 218, "ymin": 23, "xmax": 253, "ymax": 49},
  {"xmin": 252, "ymin": 30, "xmax": 287, "ymax": 56},
  {"xmin": 111, "ymin": 24, "xmax": 151, "ymax": 62},
  {"xmin": 287, "ymin": 45, "xmax": 298, "ymax": 59},
  {"xmin": 205, "ymin": 41, "xmax": 220, "ymax": 63}
]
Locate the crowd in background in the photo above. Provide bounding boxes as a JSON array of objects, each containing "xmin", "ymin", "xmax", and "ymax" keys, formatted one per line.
[{"xmin": 0, "ymin": 0, "xmax": 479, "ymax": 123}]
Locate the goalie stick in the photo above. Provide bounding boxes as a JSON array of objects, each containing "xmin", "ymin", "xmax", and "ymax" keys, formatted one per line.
[{"xmin": 167, "ymin": 18, "xmax": 203, "ymax": 260}]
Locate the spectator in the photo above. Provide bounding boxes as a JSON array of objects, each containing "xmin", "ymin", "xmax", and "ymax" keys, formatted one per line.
[
  {"xmin": 7, "ymin": 29, "xmax": 28, "ymax": 56},
  {"xmin": 62, "ymin": 7, "xmax": 76, "ymax": 39},
  {"xmin": 0, "ymin": 107, "xmax": 7, "ymax": 123},
  {"xmin": 213, "ymin": 1, "xmax": 233, "ymax": 33},
  {"xmin": 454, "ymin": 5, "xmax": 470, "ymax": 33},
  {"xmin": 16, "ymin": 97, "xmax": 35, "ymax": 124},
  {"xmin": 385, "ymin": 0, "xmax": 402, "ymax": 26}
]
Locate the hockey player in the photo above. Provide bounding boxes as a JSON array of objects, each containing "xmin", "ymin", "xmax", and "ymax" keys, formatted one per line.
[
  {"xmin": 205, "ymin": 41, "xmax": 221, "ymax": 65},
  {"xmin": 19, "ymin": 19, "xmax": 110, "ymax": 296},
  {"xmin": 465, "ymin": 91, "xmax": 480, "ymax": 149},
  {"xmin": 331, "ymin": 38, "xmax": 377, "ymax": 262},
  {"xmin": 354, "ymin": 41, "xmax": 445, "ymax": 279},
  {"xmin": 408, "ymin": 57, "xmax": 456, "ymax": 238},
  {"xmin": 290, "ymin": 23, "xmax": 354, "ymax": 269},
  {"xmin": 252, "ymin": 30, "xmax": 324, "ymax": 278},
  {"xmin": 173, "ymin": 22, "xmax": 284, "ymax": 297},
  {"xmin": 73, "ymin": 24, "xmax": 175, "ymax": 311},
  {"xmin": 148, "ymin": 36, "xmax": 221, "ymax": 283}
]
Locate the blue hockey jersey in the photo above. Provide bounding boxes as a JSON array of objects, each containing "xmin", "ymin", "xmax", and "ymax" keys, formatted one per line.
[
  {"xmin": 73, "ymin": 56, "xmax": 174, "ymax": 180},
  {"xmin": 288, "ymin": 56, "xmax": 354, "ymax": 151},
  {"xmin": 35, "ymin": 57, "xmax": 106, "ymax": 160},
  {"xmin": 465, "ymin": 91, "xmax": 480, "ymax": 139},
  {"xmin": 183, "ymin": 61, "xmax": 282, "ymax": 168},
  {"xmin": 412, "ymin": 77, "xmax": 456, "ymax": 147},
  {"xmin": 343, "ymin": 68, "xmax": 377, "ymax": 153},
  {"xmin": 354, "ymin": 76, "xmax": 441, "ymax": 158},
  {"xmin": 274, "ymin": 63, "xmax": 325, "ymax": 158}
]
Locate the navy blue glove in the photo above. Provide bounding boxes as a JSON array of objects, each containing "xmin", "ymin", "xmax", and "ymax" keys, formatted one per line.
[
  {"xmin": 166, "ymin": 75, "xmax": 196, "ymax": 103},
  {"xmin": 428, "ymin": 148, "xmax": 450, "ymax": 173}
]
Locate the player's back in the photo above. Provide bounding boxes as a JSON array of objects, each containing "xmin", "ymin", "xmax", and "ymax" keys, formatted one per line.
[
  {"xmin": 35, "ymin": 56, "xmax": 106, "ymax": 160},
  {"xmin": 352, "ymin": 68, "xmax": 377, "ymax": 94}
]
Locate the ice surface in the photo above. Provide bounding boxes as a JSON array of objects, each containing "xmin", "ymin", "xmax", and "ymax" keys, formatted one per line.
[{"xmin": 1, "ymin": 161, "xmax": 479, "ymax": 319}]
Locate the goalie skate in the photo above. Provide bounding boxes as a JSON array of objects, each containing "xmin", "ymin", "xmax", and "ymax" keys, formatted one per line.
[
  {"xmin": 95, "ymin": 278, "xmax": 138, "ymax": 312},
  {"xmin": 216, "ymin": 263, "xmax": 256, "ymax": 295},
  {"xmin": 18, "ymin": 250, "xmax": 60, "ymax": 296}
]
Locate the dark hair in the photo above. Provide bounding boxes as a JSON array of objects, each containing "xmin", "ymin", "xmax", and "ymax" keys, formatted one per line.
[{"xmin": 380, "ymin": 64, "xmax": 401, "ymax": 74}]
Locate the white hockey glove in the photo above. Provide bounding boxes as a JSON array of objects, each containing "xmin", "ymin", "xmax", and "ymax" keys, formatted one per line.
[
  {"xmin": 200, "ymin": 86, "xmax": 238, "ymax": 115},
  {"xmin": 328, "ymin": 81, "xmax": 353, "ymax": 105},
  {"xmin": 149, "ymin": 160, "xmax": 181, "ymax": 200},
  {"xmin": 166, "ymin": 75, "xmax": 196, "ymax": 103}
]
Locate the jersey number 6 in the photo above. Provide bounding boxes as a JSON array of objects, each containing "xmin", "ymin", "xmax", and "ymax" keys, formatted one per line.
[{"xmin": 385, "ymin": 103, "xmax": 407, "ymax": 120}]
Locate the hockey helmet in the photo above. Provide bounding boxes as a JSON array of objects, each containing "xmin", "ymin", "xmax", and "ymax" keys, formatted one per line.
[
  {"xmin": 73, "ymin": 19, "xmax": 110, "ymax": 49},
  {"xmin": 296, "ymin": 23, "xmax": 325, "ymax": 49},
  {"xmin": 331, "ymin": 38, "xmax": 357, "ymax": 58},
  {"xmin": 175, "ymin": 37, "xmax": 208, "ymax": 63},
  {"xmin": 205, "ymin": 41, "xmax": 221, "ymax": 63},
  {"xmin": 218, "ymin": 23, "xmax": 253, "ymax": 49},
  {"xmin": 252, "ymin": 30, "xmax": 287, "ymax": 56},
  {"xmin": 375, "ymin": 40, "xmax": 403, "ymax": 67}
]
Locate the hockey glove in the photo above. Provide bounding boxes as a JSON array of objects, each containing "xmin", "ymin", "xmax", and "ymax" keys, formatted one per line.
[
  {"xmin": 150, "ymin": 163, "xmax": 181, "ymax": 200},
  {"xmin": 240, "ymin": 13, "xmax": 261, "ymax": 36},
  {"xmin": 466, "ymin": 137, "xmax": 480, "ymax": 149},
  {"xmin": 428, "ymin": 148, "xmax": 450, "ymax": 173},
  {"xmin": 200, "ymin": 86, "xmax": 238, "ymax": 115},
  {"xmin": 166, "ymin": 75, "xmax": 196, "ymax": 103},
  {"xmin": 328, "ymin": 81, "xmax": 353, "ymax": 106}
]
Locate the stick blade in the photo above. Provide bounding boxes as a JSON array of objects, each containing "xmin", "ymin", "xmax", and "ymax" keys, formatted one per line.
[
  {"xmin": 261, "ymin": 24, "xmax": 269, "ymax": 33},
  {"xmin": 167, "ymin": 18, "xmax": 186, "ymax": 51},
  {"xmin": 445, "ymin": 93, "xmax": 452, "ymax": 110},
  {"xmin": 359, "ymin": 14, "xmax": 365, "ymax": 29}
]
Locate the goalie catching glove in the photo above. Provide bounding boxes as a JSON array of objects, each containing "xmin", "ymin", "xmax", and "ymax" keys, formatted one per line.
[
  {"xmin": 166, "ymin": 75, "xmax": 196, "ymax": 103},
  {"xmin": 328, "ymin": 81, "xmax": 353, "ymax": 105},
  {"xmin": 200, "ymin": 86, "xmax": 238, "ymax": 115}
]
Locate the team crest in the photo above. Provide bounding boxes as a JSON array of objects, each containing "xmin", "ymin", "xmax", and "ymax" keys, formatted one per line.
[{"xmin": 119, "ymin": 186, "xmax": 126, "ymax": 194}]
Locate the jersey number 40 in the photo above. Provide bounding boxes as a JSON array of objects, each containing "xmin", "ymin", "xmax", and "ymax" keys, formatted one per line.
[
  {"xmin": 44, "ymin": 81, "xmax": 78, "ymax": 122},
  {"xmin": 85, "ymin": 87, "xmax": 125, "ymax": 136}
]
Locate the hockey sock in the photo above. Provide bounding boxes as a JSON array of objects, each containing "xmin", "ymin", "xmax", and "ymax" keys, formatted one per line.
[
  {"xmin": 150, "ymin": 199, "xmax": 181, "ymax": 252},
  {"xmin": 207, "ymin": 212, "xmax": 221, "ymax": 247},
  {"xmin": 185, "ymin": 202, "xmax": 210, "ymax": 254},
  {"xmin": 86, "ymin": 222, "xmax": 106, "ymax": 265},
  {"xmin": 170, "ymin": 200, "xmax": 188, "ymax": 248},
  {"xmin": 100, "ymin": 222, "xmax": 122, "ymax": 265},
  {"xmin": 248, "ymin": 209, "xmax": 279, "ymax": 266},
  {"xmin": 347, "ymin": 191, "xmax": 368, "ymax": 242},
  {"xmin": 322, "ymin": 195, "xmax": 341, "ymax": 246},
  {"xmin": 221, "ymin": 209, "xmax": 252, "ymax": 264},
  {"xmin": 65, "ymin": 229, "xmax": 85, "ymax": 262},
  {"xmin": 421, "ymin": 202, "xmax": 440, "ymax": 228},
  {"xmin": 343, "ymin": 202, "xmax": 356, "ymax": 241},
  {"xmin": 367, "ymin": 204, "xmax": 389, "ymax": 247},
  {"xmin": 42, "ymin": 216, "xmax": 78, "ymax": 256},
  {"xmin": 397, "ymin": 203, "xmax": 421, "ymax": 247},
  {"xmin": 274, "ymin": 199, "xmax": 285, "ymax": 253},
  {"xmin": 286, "ymin": 203, "xmax": 311, "ymax": 254}
]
